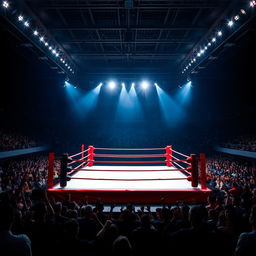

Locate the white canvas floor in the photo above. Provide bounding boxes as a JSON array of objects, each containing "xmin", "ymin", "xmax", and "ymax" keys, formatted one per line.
[{"xmin": 53, "ymin": 165, "xmax": 198, "ymax": 191}]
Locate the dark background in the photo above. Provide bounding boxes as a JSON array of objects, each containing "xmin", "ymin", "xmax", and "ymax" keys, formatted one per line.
[{"xmin": 1, "ymin": 26, "xmax": 256, "ymax": 155}]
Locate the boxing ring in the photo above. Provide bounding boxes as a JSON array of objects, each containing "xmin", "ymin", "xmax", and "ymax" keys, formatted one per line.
[{"xmin": 47, "ymin": 146, "xmax": 211, "ymax": 203}]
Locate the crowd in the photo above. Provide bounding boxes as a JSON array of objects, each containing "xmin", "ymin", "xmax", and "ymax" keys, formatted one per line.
[
  {"xmin": 0, "ymin": 131, "xmax": 37, "ymax": 152},
  {"xmin": 0, "ymin": 153, "xmax": 256, "ymax": 256},
  {"xmin": 206, "ymin": 155, "xmax": 256, "ymax": 193},
  {"xmin": 222, "ymin": 135, "xmax": 256, "ymax": 152}
]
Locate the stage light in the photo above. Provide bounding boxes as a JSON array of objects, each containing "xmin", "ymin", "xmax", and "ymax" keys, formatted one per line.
[
  {"xmin": 193, "ymin": 58, "xmax": 196, "ymax": 62},
  {"xmin": 49, "ymin": 46, "xmax": 52, "ymax": 50},
  {"xmin": 240, "ymin": 9, "xmax": 246, "ymax": 14},
  {"xmin": 98, "ymin": 82, "xmax": 103, "ymax": 87},
  {"xmin": 186, "ymin": 81, "xmax": 192, "ymax": 88},
  {"xmin": 217, "ymin": 31, "xmax": 222, "ymax": 36},
  {"xmin": 24, "ymin": 21, "xmax": 30, "ymax": 27},
  {"xmin": 108, "ymin": 81, "xmax": 116, "ymax": 89},
  {"xmin": 250, "ymin": 1, "xmax": 256, "ymax": 7},
  {"xmin": 154, "ymin": 82, "xmax": 158, "ymax": 86},
  {"xmin": 141, "ymin": 81, "xmax": 149, "ymax": 90},
  {"xmin": 189, "ymin": 63, "xmax": 191, "ymax": 66},
  {"xmin": 197, "ymin": 52, "xmax": 201, "ymax": 57},
  {"xmin": 204, "ymin": 46, "xmax": 208, "ymax": 50},
  {"xmin": 64, "ymin": 80, "xmax": 70, "ymax": 87},
  {"xmin": 208, "ymin": 42, "xmax": 212, "ymax": 46},
  {"xmin": 200, "ymin": 49, "xmax": 205, "ymax": 54},
  {"xmin": 52, "ymin": 49, "xmax": 56, "ymax": 54},
  {"xmin": 212, "ymin": 37, "xmax": 216, "ymax": 42},
  {"xmin": 33, "ymin": 30, "xmax": 38, "ymax": 36},
  {"xmin": 56, "ymin": 53, "xmax": 59, "ymax": 57},
  {"xmin": 234, "ymin": 15, "xmax": 240, "ymax": 21},
  {"xmin": 228, "ymin": 20, "xmax": 234, "ymax": 27},
  {"xmin": 44, "ymin": 42, "xmax": 48, "ymax": 46},
  {"xmin": 60, "ymin": 58, "xmax": 63, "ymax": 61},
  {"xmin": 40, "ymin": 36, "xmax": 44, "ymax": 42},
  {"xmin": 2, "ymin": 1, "xmax": 9, "ymax": 8},
  {"xmin": 131, "ymin": 82, "xmax": 135, "ymax": 87},
  {"xmin": 121, "ymin": 82, "xmax": 125, "ymax": 87},
  {"xmin": 18, "ymin": 15, "xmax": 24, "ymax": 21}
]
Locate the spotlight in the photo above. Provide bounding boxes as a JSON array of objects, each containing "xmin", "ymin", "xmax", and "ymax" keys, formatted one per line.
[
  {"xmin": 49, "ymin": 46, "xmax": 52, "ymax": 50},
  {"xmin": 234, "ymin": 15, "xmax": 240, "ymax": 21},
  {"xmin": 40, "ymin": 36, "xmax": 44, "ymax": 42},
  {"xmin": 208, "ymin": 42, "xmax": 212, "ymax": 46},
  {"xmin": 108, "ymin": 81, "xmax": 116, "ymax": 89},
  {"xmin": 200, "ymin": 49, "xmax": 205, "ymax": 54},
  {"xmin": 64, "ymin": 80, "xmax": 70, "ymax": 87},
  {"xmin": 56, "ymin": 53, "xmax": 59, "ymax": 57},
  {"xmin": 193, "ymin": 58, "xmax": 196, "ymax": 62},
  {"xmin": 18, "ymin": 15, "xmax": 24, "ymax": 21},
  {"xmin": 141, "ymin": 81, "xmax": 149, "ymax": 90},
  {"xmin": 154, "ymin": 82, "xmax": 158, "ymax": 86},
  {"xmin": 250, "ymin": 1, "xmax": 256, "ymax": 7},
  {"xmin": 44, "ymin": 42, "xmax": 48, "ymax": 46},
  {"xmin": 197, "ymin": 52, "xmax": 201, "ymax": 57},
  {"xmin": 60, "ymin": 58, "xmax": 63, "ymax": 61},
  {"xmin": 189, "ymin": 63, "xmax": 191, "ymax": 66},
  {"xmin": 131, "ymin": 82, "xmax": 135, "ymax": 87},
  {"xmin": 24, "ymin": 21, "xmax": 30, "ymax": 27},
  {"xmin": 98, "ymin": 82, "xmax": 103, "ymax": 86},
  {"xmin": 2, "ymin": 1, "xmax": 9, "ymax": 8},
  {"xmin": 33, "ymin": 30, "xmax": 39, "ymax": 36},
  {"xmin": 204, "ymin": 46, "xmax": 208, "ymax": 50},
  {"xmin": 227, "ymin": 20, "xmax": 234, "ymax": 27},
  {"xmin": 121, "ymin": 82, "xmax": 125, "ymax": 87},
  {"xmin": 65, "ymin": 63, "xmax": 68, "ymax": 66},
  {"xmin": 240, "ymin": 9, "xmax": 246, "ymax": 15},
  {"xmin": 52, "ymin": 49, "xmax": 56, "ymax": 54},
  {"xmin": 178, "ymin": 84, "xmax": 182, "ymax": 88},
  {"xmin": 212, "ymin": 37, "xmax": 216, "ymax": 42},
  {"xmin": 217, "ymin": 31, "xmax": 222, "ymax": 36}
]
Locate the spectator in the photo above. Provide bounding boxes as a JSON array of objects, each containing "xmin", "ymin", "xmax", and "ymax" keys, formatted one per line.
[
  {"xmin": 0, "ymin": 201, "xmax": 32, "ymax": 256},
  {"xmin": 112, "ymin": 235, "xmax": 132, "ymax": 256},
  {"xmin": 235, "ymin": 205, "xmax": 256, "ymax": 255}
]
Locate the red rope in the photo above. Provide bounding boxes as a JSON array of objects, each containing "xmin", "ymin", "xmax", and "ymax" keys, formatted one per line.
[
  {"xmin": 70, "ymin": 177, "xmax": 187, "ymax": 181},
  {"xmin": 70, "ymin": 149, "xmax": 89, "ymax": 158},
  {"xmin": 67, "ymin": 159, "xmax": 191, "ymax": 164},
  {"xmin": 172, "ymin": 149, "xmax": 189, "ymax": 158},
  {"xmin": 94, "ymin": 154, "xmax": 165, "ymax": 158},
  {"xmin": 71, "ymin": 167, "xmax": 185, "ymax": 172},
  {"xmin": 95, "ymin": 147, "xmax": 164, "ymax": 151},
  {"xmin": 92, "ymin": 160, "xmax": 166, "ymax": 164}
]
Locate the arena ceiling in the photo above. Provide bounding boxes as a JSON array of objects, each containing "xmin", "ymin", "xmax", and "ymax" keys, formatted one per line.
[{"xmin": 1, "ymin": 0, "xmax": 256, "ymax": 83}]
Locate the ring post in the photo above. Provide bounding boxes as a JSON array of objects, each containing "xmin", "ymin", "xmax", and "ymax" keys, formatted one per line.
[
  {"xmin": 88, "ymin": 146, "xmax": 95, "ymax": 167},
  {"xmin": 200, "ymin": 153, "xmax": 207, "ymax": 189},
  {"xmin": 81, "ymin": 144, "xmax": 85, "ymax": 167},
  {"xmin": 47, "ymin": 152, "xmax": 55, "ymax": 189},
  {"xmin": 190, "ymin": 154, "xmax": 198, "ymax": 187},
  {"xmin": 165, "ymin": 145, "xmax": 172, "ymax": 167},
  {"xmin": 60, "ymin": 154, "xmax": 68, "ymax": 188}
]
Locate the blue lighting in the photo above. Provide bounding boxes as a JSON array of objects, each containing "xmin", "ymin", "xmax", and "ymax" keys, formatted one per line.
[
  {"xmin": 155, "ymin": 84, "xmax": 184, "ymax": 126},
  {"xmin": 108, "ymin": 81, "xmax": 116, "ymax": 90},
  {"xmin": 176, "ymin": 81, "xmax": 193, "ymax": 105},
  {"xmin": 141, "ymin": 81, "xmax": 149, "ymax": 90}
]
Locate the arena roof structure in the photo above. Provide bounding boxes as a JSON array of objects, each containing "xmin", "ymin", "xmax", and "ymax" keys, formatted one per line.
[{"xmin": 1, "ymin": 0, "xmax": 256, "ymax": 85}]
